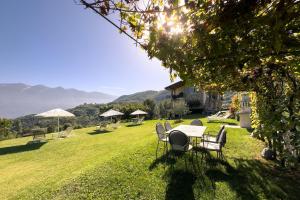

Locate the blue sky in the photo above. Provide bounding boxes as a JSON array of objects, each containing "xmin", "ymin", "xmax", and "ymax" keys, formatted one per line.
[{"xmin": 0, "ymin": 0, "xmax": 173, "ymax": 96}]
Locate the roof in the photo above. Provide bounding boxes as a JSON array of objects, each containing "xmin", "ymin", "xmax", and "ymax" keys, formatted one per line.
[{"xmin": 165, "ymin": 81, "xmax": 185, "ymax": 90}]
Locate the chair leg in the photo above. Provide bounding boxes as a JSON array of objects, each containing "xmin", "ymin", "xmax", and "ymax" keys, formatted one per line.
[
  {"xmin": 164, "ymin": 142, "xmax": 167, "ymax": 163},
  {"xmin": 220, "ymin": 150, "xmax": 224, "ymax": 160},
  {"xmin": 184, "ymin": 154, "xmax": 188, "ymax": 171},
  {"xmin": 156, "ymin": 140, "xmax": 160, "ymax": 158}
]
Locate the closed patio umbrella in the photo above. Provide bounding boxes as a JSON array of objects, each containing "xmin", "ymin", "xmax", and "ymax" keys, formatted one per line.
[
  {"xmin": 130, "ymin": 109, "xmax": 148, "ymax": 120},
  {"xmin": 36, "ymin": 108, "xmax": 75, "ymax": 132},
  {"xmin": 100, "ymin": 109, "xmax": 124, "ymax": 122}
]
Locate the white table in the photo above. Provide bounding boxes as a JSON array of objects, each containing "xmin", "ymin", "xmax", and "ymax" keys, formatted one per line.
[{"xmin": 167, "ymin": 125, "xmax": 207, "ymax": 138}]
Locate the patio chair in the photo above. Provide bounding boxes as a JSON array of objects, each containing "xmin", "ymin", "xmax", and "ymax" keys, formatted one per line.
[
  {"xmin": 99, "ymin": 121, "xmax": 109, "ymax": 130},
  {"xmin": 198, "ymin": 129, "xmax": 227, "ymax": 158},
  {"xmin": 207, "ymin": 111, "xmax": 231, "ymax": 122},
  {"xmin": 164, "ymin": 121, "xmax": 172, "ymax": 131},
  {"xmin": 168, "ymin": 130, "xmax": 193, "ymax": 152},
  {"xmin": 137, "ymin": 116, "xmax": 145, "ymax": 124},
  {"xmin": 168, "ymin": 130, "xmax": 193, "ymax": 169},
  {"xmin": 111, "ymin": 121, "xmax": 121, "ymax": 129},
  {"xmin": 58, "ymin": 127, "xmax": 73, "ymax": 138},
  {"xmin": 130, "ymin": 118, "xmax": 139, "ymax": 125},
  {"xmin": 202, "ymin": 125, "xmax": 225, "ymax": 143},
  {"xmin": 32, "ymin": 128, "xmax": 47, "ymax": 142},
  {"xmin": 33, "ymin": 132, "xmax": 46, "ymax": 142},
  {"xmin": 155, "ymin": 123, "xmax": 169, "ymax": 158},
  {"xmin": 190, "ymin": 119, "xmax": 203, "ymax": 126}
]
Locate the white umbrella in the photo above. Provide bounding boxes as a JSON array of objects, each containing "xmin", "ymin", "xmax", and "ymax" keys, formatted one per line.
[
  {"xmin": 36, "ymin": 108, "xmax": 75, "ymax": 132},
  {"xmin": 100, "ymin": 109, "xmax": 124, "ymax": 122},
  {"xmin": 130, "ymin": 109, "xmax": 148, "ymax": 120}
]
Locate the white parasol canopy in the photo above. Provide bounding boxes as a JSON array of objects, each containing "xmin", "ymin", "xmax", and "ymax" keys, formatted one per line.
[
  {"xmin": 130, "ymin": 109, "xmax": 148, "ymax": 120},
  {"xmin": 100, "ymin": 109, "xmax": 124, "ymax": 117},
  {"xmin": 36, "ymin": 108, "xmax": 75, "ymax": 132},
  {"xmin": 100, "ymin": 109, "xmax": 124, "ymax": 123},
  {"xmin": 130, "ymin": 110, "xmax": 148, "ymax": 115}
]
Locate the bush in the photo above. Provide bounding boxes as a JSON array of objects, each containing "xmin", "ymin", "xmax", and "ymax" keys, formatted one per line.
[{"xmin": 63, "ymin": 123, "xmax": 73, "ymax": 130}]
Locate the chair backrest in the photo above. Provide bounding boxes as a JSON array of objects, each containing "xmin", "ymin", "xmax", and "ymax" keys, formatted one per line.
[
  {"xmin": 224, "ymin": 112, "xmax": 231, "ymax": 119},
  {"xmin": 169, "ymin": 130, "xmax": 190, "ymax": 152},
  {"xmin": 190, "ymin": 119, "xmax": 203, "ymax": 126},
  {"xmin": 216, "ymin": 125, "xmax": 225, "ymax": 141},
  {"xmin": 33, "ymin": 133, "xmax": 46, "ymax": 140},
  {"xmin": 215, "ymin": 111, "xmax": 222, "ymax": 116},
  {"xmin": 164, "ymin": 121, "xmax": 172, "ymax": 131},
  {"xmin": 217, "ymin": 129, "xmax": 227, "ymax": 147},
  {"xmin": 132, "ymin": 118, "xmax": 139, "ymax": 123},
  {"xmin": 156, "ymin": 123, "xmax": 166, "ymax": 140}
]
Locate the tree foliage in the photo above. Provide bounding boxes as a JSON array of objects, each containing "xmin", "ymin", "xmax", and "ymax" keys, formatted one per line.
[
  {"xmin": 143, "ymin": 99, "xmax": 156, "ymax": 119},
  {"xmin": 81, "ymin": 0, "xmax": 300, "ymax": 167},
  {"xmin": 172, "ymin": 100, "xmax": 190, "ymax": 118},
  {"xmin": 0, "ymin": 118, "xmax": 14, "ymax": 140}
]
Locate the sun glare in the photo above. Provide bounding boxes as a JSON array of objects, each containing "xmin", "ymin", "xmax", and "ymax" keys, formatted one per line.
[
  {"xmin": 156, "ymin": 12, "xmax": 184, "ymax": 35},
  {"xmin": 154, "ymin": 0, "xmax": 191, "ymax": 36},
  {"xmin": 141, "ymin": 0, "xmax": 192, "ymax": 41}
]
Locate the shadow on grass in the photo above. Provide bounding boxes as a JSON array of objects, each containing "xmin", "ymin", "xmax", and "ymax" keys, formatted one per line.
[
  {"xmin": 207, "ymin": 121, "xmax": 238, "ymax": 125},
  {"xmin": 149, "ymin": 151, "xmax": 180, "ymax": 170},
  {"xmin": 126, "ymin": 124, "xmax": 142, "ymax": 127},
  {"xmin": 87, "ymin": 130, "xmax": 112, "ymax": 135},
  {"xmin": 205, "ymin": 157, "xmax": 300, "ymax": 200},
  {"xmin": 0, "ymin": 142, "xmax": 46, "ymax": 156},
  {"xmin": 149, "ymin": 151, "xmax": 199, "ymax": 200},
  {"xmin": 182, "ymin": 114, "xmax": 206, "ymax": 120},
  {"xmin": 150, "ymin": 150, "xmax": 299, "ymax": 200},
  {"xmin": 165, "ymin": 170, "xmax": 196, "ymax": 200}
]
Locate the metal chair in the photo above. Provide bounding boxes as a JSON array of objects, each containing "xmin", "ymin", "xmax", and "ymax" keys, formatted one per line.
[
  {"xmin": 190, "ymin": 119, "xmax": 203, "ymax": 126},
  {"xmin": 199, "ymin": 129, "xmax": 227, "ymax": 158},
  {"xmin": 164, "ymin": 121, "xmax": 172, "ymax": 132},
  {"xmin": 168, "ymin": 130, "xmax": 193, "ymax": 168},
  {"xmin": 169, "ymin": 130, "xmax": 193, "ymax": 152},
  {"xmin": 202, "ymin": 125, "xmax": 225, "ymax": 143},
  {"xmin": 155, "ymin": 123, "xmax": 169, "ymax": 158}
]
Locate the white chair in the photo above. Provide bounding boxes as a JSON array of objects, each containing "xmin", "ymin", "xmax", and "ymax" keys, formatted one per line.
[
  {"xmin": 207, "ymin": 111, "xmax": 231, "ymax": 122},
  {"xmin": 58, "ymin": 127, "xmax": 73, "ymax": 138}
]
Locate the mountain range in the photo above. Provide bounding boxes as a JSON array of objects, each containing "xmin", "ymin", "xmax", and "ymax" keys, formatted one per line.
[
  {"xmin": 0, "ymin": 83, "xmax": 116, "ymax": 118},
  {"xmin": 113, "ymin": 90, "xmax": 171, "ymax": 103}
]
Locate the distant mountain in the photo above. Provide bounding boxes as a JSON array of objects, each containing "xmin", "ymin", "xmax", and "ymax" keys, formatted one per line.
[
  {"xmin": 0, "ymin": 83, "xmax": 116, "ymax": 118},
  {"xmin": 113, "ymin": 90, "xmax": 171, "ymax": 103}
]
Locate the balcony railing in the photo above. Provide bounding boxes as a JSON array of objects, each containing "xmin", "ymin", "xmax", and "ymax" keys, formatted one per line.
[{"xmin": 171, "ymin": 92, "xmax": 184, "ymax": 99}]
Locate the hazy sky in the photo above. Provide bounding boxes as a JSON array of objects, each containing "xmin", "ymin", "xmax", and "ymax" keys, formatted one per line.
[{"xmin": 0, "ymin": 0, "xmax": 173, "ymax": 95}]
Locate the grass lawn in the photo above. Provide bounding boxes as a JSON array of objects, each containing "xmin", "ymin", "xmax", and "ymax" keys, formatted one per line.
[{"xmin": 0, "ymin": 116, "xmax": 299, "ymax": 200}]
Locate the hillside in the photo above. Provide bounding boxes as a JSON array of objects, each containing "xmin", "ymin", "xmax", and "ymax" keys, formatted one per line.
[
  {"xmin": 113, "ymin": 90, "xmax": 171, "ymax": 103},
  {"xmin": 0, "ymin": 83, "xmax": 116, "ymax": 118}
]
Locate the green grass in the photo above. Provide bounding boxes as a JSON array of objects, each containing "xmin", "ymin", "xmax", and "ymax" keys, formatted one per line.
[{"xmin": 0, "ymin": 116, "xmax": 299, "ymax": 200}]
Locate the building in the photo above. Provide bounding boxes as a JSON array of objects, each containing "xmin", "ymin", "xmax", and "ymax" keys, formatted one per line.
[{"xmin": 165, "ymin": 81, "xmax": 222, "ymax": 114}]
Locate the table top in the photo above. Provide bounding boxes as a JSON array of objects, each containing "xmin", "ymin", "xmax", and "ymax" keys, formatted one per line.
[{"xmin": 167, "ymin": 124, "xmax": 207, "ymax": 137}]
